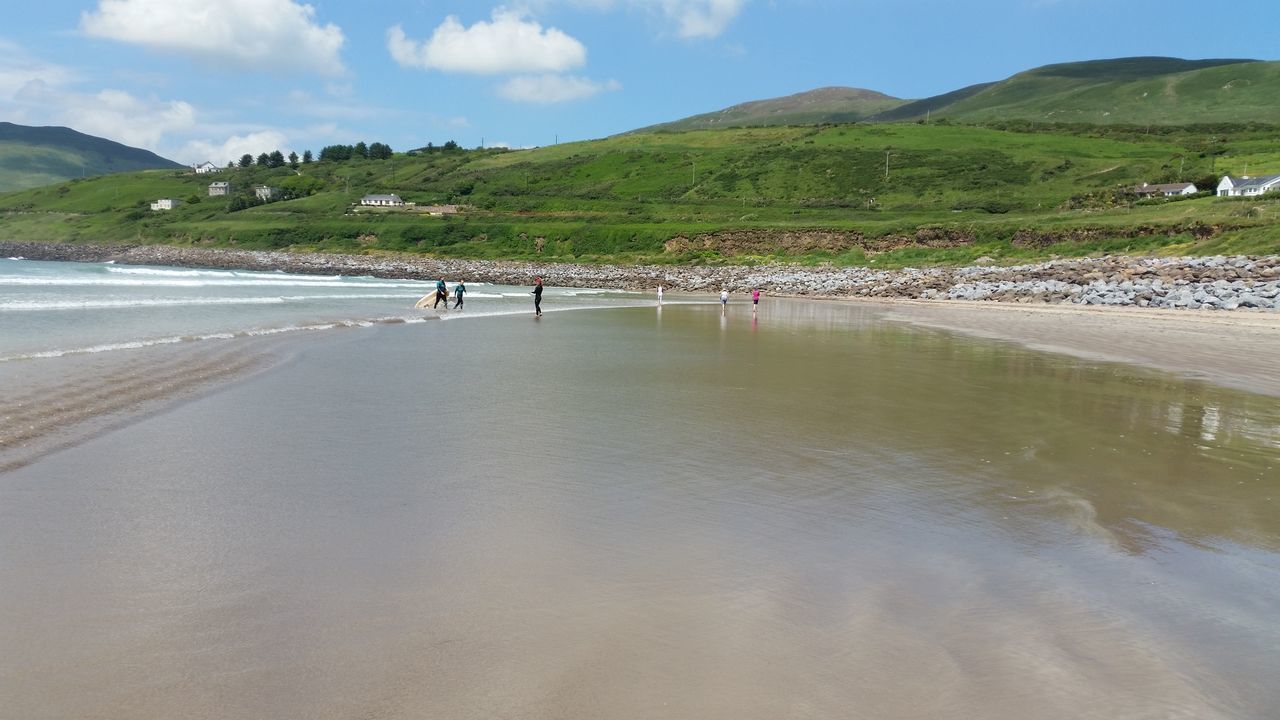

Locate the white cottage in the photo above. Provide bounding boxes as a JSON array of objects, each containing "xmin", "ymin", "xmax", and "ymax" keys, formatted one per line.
[
  {"xmin": 192, "ymin": 161, "xmax": 220, "ymax": 174},
  {"xmin": 1217, "ymin": 174, "xmax": 1280, "ymax": 197},
  {"xmin": 361, "ymin": 194, "xmax": 405, "ymax": 207},
  {"xmin": 208, "ymin": 181, "xmax": 231, "ymax": 197},
  {"xmin": 1133, "ymin": 182, "xmax": 1198, "ymax": 197},
  {"xmin": 150, "ymin": 198, "xmax": 181, "ymax": 211}
]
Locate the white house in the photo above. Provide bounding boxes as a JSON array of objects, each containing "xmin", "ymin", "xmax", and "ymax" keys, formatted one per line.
[
  {"xmin": 150, "ymin": 198, "xmax": 181, "ymax": 211},
  {"xmin": 254, "ymin": 185, "xmax": 278, "ymax": 201},
  {"xmin": 361, "ymin": 194, "xmax": 405, "ymax": 207},
  {"xmin": 1217, "ymin": 174, "xmax": 1280, "ymax": 197},
  {"xmin": 192, "ymin": 161, "xmax": 219, "ymax": 174},
  {"xmin": 1133, "ymin": 182, "xmax": 1198, "ymax": 197},
  {"xmin": 208, "ymin": 181, "xmax": 231, "ymax": 197}
]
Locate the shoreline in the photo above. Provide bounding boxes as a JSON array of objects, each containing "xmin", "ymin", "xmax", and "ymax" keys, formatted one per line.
[{"xmin": 3, "ymin": 240, "xmax": 1279, "ymax": 311}]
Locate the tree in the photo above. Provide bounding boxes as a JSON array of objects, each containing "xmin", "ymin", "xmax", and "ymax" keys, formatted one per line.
[
  {"xmin": 288, "ymin": 151, "xmax": 299, "ymax": 168},
  {"xmin": 256, "ymin": 153, "xmax": 270, "ymax": 166},
  {"xmin": 239, "ymin": 154, "xmax": 253, "ymax": 168},
  {"xmin": 354, "ymin": 141, "xmax": 368, "ymax": 158},
  {"xmin": 302, "ymin": 150, "xmax": 313, "ymax": 163},
  {"xmin": 227, "ymin": 160, "xmax": 236, "ymax": 169},
  {"xmin": 442, "ymin": 140, "xmax": 461, "ymax": 152},
  {"xmin": 268, "ymin": 150, "xmax": 285, "ymax": 168},
  {"xmin": 368, "ymin": 142, "xmax": 393, "ymax": 160}
]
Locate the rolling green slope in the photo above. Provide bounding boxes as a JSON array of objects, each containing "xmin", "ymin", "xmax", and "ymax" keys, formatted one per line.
[
  {"xmin": 0, "ymin": 122, "xmax": 184, "ymax": 193},
  {"xmin": 877, "ymin": 57, "xmax": 1280, "ymax": 125},
  {"xmin": 2, "ymin": 123, "xmax": 1278, "ymax": 263},
  {"xmin": 634, "ymin": 87, "xmax": 906, "ymax": 132}
]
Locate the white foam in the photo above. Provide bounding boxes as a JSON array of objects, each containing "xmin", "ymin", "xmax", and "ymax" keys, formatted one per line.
[
  {"xmin": 0, "ymin": 276, "xmax": 430, "ymax": 289},
  {"xmin": 0, "ymin": 293, "xmax": 417, "ymax": 311}
]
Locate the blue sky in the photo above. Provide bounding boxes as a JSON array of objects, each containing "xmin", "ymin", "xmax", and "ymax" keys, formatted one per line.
[{"xmin": 1, "ymin": 0, "xmax": 1276, "ymax": 164}]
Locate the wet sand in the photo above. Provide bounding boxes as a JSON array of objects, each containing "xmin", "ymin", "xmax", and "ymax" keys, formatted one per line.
[
  {"xmin": 873, "ymin": 299, "xmax": 1280, "ymax": 397},
  {"xmin": 2, "ymin": 300, "xmax": 1279, "ymax": 720}
]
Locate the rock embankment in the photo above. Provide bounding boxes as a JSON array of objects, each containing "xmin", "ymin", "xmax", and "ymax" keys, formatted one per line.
[{"xmin": 3, "ymin": 242, "xmax": 1278, "ymax": 311}]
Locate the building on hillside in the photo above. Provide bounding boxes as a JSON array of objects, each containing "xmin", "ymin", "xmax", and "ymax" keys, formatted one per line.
[
  {"xmin": 420, "ymin": 204, "xmax": 460, "ymax": 216},
  {"xmin": 1132, "ymin": 182, "xmax": 1197, "ymax": 198},
  {"xmin": 208, "ymin": 181, "xmax": 231, "ymax": 196},
  {"xmin": 254, "ymin": 185, "xmax": 279, "ymax": 201},
  {"xmin": 192, "ymin": 161, "xmax": 220, "ymax": 174},
  {"xmin": 1217, "ymin": 174, "xmax": 1280, "ymax": 197},
  {"xmin": 150, "ymin": 198, "xmax": 181, "ymax": 211},
  {"xmin": 361, "ymin": 194, "xmax": 405, "ymax": 207}
]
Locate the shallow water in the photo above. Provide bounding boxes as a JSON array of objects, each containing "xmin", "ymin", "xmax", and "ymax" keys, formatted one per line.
[{"xmin": 1, "ymin": 299, "xmax": 1278, "ymax": 719}]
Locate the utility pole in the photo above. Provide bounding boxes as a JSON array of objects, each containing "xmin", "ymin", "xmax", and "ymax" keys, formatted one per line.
[
  {"xmin": 885, "ymin": 150, "xmax": 891, "ymax": 181},
  {"xmin": 692, "ymin": 159, "xmax": 697, "ymax": 186}
]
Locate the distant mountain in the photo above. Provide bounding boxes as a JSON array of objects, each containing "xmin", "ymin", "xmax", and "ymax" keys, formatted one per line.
[
  {"xmin": 874, "ymin": 57, "xmax": 1280, "ymax": 125},
  {"xmin": 633, "ymin": 57, "xmax": 1280, "ymax": 133},
  {"xmin": 0, "ymin": 122, "xmax": 184, "ymax": 192},
  {"xmin": 634, "ymin": 87, "xmax": 906, "ymax": 132}
]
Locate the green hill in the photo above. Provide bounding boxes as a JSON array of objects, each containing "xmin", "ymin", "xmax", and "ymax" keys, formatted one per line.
[
  {"xmin": 4, "ymin": 121, "xmax": 1279, "ymax": 265},
  {"xmin": 891, "ymin": 57, "xmax": 1280, "ymax": 125},
  {"xmin": 0, "ymin": 122, "xmax": 184, "ymax": 193},
  {"xmin": 639, "ymin": 58, "xmax": 1280, "ymax": 131},
  {"xmin": 634, "ymin": 87, "xmax": 906, "ymax": 132}
]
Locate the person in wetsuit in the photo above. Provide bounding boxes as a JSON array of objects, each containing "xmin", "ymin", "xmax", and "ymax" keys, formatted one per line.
[
  {"xmin": 453, "ymin": 280, "xmax": 466, "ymax": 309},
  {"xmin": 433, "ymin": 278, "xmax": 448, "ymax": 309},
  {"xmin": 532, "ymin": 277, "xmax": 543, "ymax": 316}
]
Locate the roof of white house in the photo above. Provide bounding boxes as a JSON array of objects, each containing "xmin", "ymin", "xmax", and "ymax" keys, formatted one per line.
[
  {"xmin": 209, "ymin": 181, "xmax": 230, "ymax": 187},
  {"xmin": 1221, "ymin": 174, "xmax": 1280, "ymax": 190},
  {"xmin": 362, "ymin": 194, "xmax": 404, "ymax": 202},
  {"xmin": 1134, "ymin": 182, "xmax": 1196, "ymax": 193}
]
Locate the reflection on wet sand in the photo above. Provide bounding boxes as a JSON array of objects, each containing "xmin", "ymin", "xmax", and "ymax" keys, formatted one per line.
[{"xmin": 1, "ymin": 300, "xmax": 1277, "ymax": 720}]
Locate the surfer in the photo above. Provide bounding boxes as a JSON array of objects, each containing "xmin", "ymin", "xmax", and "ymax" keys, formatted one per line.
[
  {"xmin": 453, "ymin": 280, "xmax": 466, "ymax": 309},
  {"xmin": 433, "ymin": 278, "xmax": 448, "ymax": 309},
  {"xmin": 532, "ymin": 277, "xmax": 543, "ymax": 316}
]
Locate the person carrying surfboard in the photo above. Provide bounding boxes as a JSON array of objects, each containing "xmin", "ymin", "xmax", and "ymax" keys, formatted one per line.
[{"xmin": 433, "ymin": 278, "xmax": 449, "ymax": 309}]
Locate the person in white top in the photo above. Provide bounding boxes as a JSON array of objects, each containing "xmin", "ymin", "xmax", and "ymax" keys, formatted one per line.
[
  {"xmin": 657, "ymin": 285, "xmax": 664, "ymax": 304},
  {"xmin": 719, "ymin": 289, "xmax": 729, "ymax": 315}
]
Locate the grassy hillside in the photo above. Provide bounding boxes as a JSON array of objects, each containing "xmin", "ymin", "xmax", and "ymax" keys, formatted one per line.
[
  {"xmin": 880, "ymin": 57, "xmax": 1280, "ymax": 125},
  {"xmin": 639, "ymin": 58, "xmax": 1280, "ymax": 132},
  {"xmin": 0, "ymin": 122, "xmax": 184, "ymax": 193},
  {"xmin": 2, "ymin": 123, "xmax": 1279, "ymax": 266},
  {"xmin": 637, "ymin": 87, "xmax": 906, "ymax": 132}
]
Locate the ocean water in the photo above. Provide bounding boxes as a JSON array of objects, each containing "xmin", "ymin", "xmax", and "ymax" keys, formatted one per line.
[
  {"xmin": 0, "ymin": 257, "xmax": 650, "ymax": 361},
  {"xmin": 2, "ymin": 260, "xmax": 1280, "ymax": 719}
]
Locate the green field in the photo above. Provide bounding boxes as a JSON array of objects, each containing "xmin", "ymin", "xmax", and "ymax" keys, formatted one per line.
[{"xmin": 2, "ymin": 122, "xmax": 1279, "ymax": 267}]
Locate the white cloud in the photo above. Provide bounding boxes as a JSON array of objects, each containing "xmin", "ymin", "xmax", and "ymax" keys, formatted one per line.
[
  {"xmin": 518, "ymin": 0, "xmax": 746, "ymax": 38},
  {"xmin": 0, "ymin": 39, "xmax": 78, "ymax": 98},
  {"xmin": 651, "ymin": 0, "xmax": 746, "ymax": 38},
  {"xmin": 179, "ymin": 130, "xmax": 291, "ymax": 166},
  {"xmin": 13, "ymin": 80, "xmax": 197, "ymax": 153},
  {"xmin": 497, "ymin": 74, "xmax": 620, "ymax": 103},
  {"xmin": 80, "ymin": 0, "xmax": 345, "ymax": 75},
  {"xmin": 388, "ymin": 9, "xmax": 586, "ymax": 74}
]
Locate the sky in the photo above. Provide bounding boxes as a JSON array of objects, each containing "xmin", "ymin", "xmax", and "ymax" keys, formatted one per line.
[{"xmin": 1, "ymin": 0, "xmax": 1277, "ymax": 165}]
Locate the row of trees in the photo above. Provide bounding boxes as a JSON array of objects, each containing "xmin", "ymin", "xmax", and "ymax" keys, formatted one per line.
[
  {"xmin": 226, "ymin": 141, "xmax": 396, "ymax": 169},
  {"xmin": 232, "ymin": 150, "xmax": 312, "ymax": 169},
  {"xmin": 319, "ymin": 142, "xmax": 393, "ymax": 161}
]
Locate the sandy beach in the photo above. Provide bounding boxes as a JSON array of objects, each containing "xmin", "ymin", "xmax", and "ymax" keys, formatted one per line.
[
  {"xmin": 3, "ymin": 261, "xmax": 1279, "ymax": 720},
  {"xmin": 874, "ymin": 299, "xmax": 1280, "ymax": 397}
]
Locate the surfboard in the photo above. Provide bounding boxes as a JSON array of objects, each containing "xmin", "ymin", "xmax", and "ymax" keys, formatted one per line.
[{"xmin": 415, "ymin": 290, "xmax": 449, "ymax": 308}]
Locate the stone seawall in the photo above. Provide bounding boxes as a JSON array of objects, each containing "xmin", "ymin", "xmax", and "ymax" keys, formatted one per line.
[{"xmin": 3, "ymin": 241, "xmax": 1277, "ymax": 311}]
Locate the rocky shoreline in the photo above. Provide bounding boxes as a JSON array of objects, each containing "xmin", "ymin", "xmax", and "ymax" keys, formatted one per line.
[{"xmin": 3, "ymin": 241, "xmax": 1279, "ymax": 311}]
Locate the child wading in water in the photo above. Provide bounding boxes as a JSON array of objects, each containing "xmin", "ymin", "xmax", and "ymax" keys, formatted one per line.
[{"xmin": 752, "ymin": 288, "xmax": 761, "ymax": 313}]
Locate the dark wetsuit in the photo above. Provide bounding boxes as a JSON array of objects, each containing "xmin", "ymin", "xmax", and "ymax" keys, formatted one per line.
[
  {"xmin": 433, "ymin": 281, "xmax": 448, "ymax": 309},
  {"xmin": 532, "ymin": 283, "xmax": 543, "ymax": 315},
  {"xmin": 453, "ymin": 283, "xmax": 465, "ymax": 309}
]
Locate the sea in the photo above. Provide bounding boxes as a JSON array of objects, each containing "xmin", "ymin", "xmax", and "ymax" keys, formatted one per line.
[
  {"xmin": 2, "ymin": 257, "xmax": 1279, "ymax": 719},
  {"xmin": 0, "ymin": 257, "xmax": 649, "ymax": 361}
]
